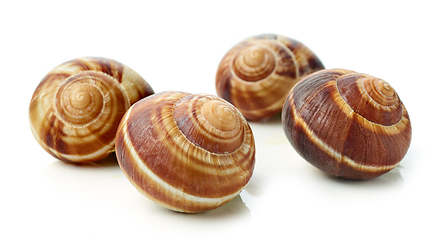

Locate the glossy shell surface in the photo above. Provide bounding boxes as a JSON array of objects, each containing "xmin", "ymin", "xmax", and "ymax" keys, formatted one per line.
[
  {"xmin": 282, "ymin": 69, "xmax": 412, "ymax": 179},
  {"xmin": 29, "ymin": 57, "xmax": 154, "ymax": 163},
  {"xmin": 115, "ymin": 91, "xmax": 255, "ymax": 213},
  {"xmin": 216, "ymin": 34, "xmax": 324, "ymax": 121}
]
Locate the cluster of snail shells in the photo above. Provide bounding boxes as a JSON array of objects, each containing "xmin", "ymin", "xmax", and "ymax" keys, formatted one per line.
[
  {"xmin": 282, "ymin": 69, "xmax": 412, "ymax": 179},
  {"xmin": 29, "ymin": 57, "xmax": 255, "ymax": 213},
  {"xmin": 216, "ymin": 34, "xmax": 412, "ymax": 180},
  {"xmin": 29, "ymin": 33, "xmax": 413, "ymax": 213},
  {"xmin": 29, "ymin": 57, "xmax": 154, "ymax": 164},
  {"xmin": 216, "ymin": 34, "xmax": 325, "ymax": 121}
]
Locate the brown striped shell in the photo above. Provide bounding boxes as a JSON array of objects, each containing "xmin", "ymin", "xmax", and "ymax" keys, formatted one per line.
[
  {"xmin": 29, "ymin": 57, "xmax": 154, "ymax": 164},
  {"xmin": 115, "ymin": 91, "xmax": 255, "ymax": 213},
  {"xmin": 282, "ymin": 69, "xmax": 412, "ymax": 180},
  {"xmin": 216, "ymin": 34, "xmax": 325, "ymax": 121}
]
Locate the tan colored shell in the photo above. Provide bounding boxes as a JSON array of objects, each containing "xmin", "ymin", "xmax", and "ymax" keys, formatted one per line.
[
  {"xmin": 282, "ymin": 69, "xmax": 412, "ymax": 179},
  {"xmin": 29, "ymin": 57, "xmax": 154, "ymax": 164},
  {"xmin": 216, "ymin": 34, "xmax": 325, "ymax": 121},
  {"xmin": 115, "ymin": 91, "xmax": 255, "ymax": 213}
]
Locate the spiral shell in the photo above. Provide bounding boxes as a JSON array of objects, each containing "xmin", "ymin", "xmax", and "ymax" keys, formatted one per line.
[
  {"xmin": 282, "ymin": 69, "xmax": 412, "ymax": 179},
  {"xmin": 115, "ymin": 91, "xmax": 255, "ymax": 213},
  {"xmin": 216, "ymin": 34, "xmax": 325, "ymax": 121},
  {"xmin": 29, "ymin": 57, "xmax": 154, "ymax": 164}
]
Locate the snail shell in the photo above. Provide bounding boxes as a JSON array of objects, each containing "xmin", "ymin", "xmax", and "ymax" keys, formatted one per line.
[
  {"xmin": 282, "ymin": 69, "xmax": 412, "ymax": 180},
  {"xmin": 216, "ymin": 34, "xmax": 325, "ymax": 121},
  {"xmin": 115, "ymin": 91, "xmax": 255, "ymax": 213},
  {"xmin": 29, "ymin": 57, "xmax": 154, "ymax": 164}
]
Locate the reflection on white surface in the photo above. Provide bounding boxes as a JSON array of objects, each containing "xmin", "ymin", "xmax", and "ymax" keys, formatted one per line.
[
  {"xmin": 39, "ymin": 153, "xmax": 252, "ymax": 217},
  {"xmin": 38, "ymin": 153, "xmax": 253, "ymax": 239}
]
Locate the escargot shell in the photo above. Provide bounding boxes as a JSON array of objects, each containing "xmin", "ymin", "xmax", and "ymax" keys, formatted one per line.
[
  {"xmin": 282, "ymin": 69, "xmax": 412, "ymax": 179},
  {"xmin": 115, "ymin": 91, "xmax": 255, "ymax": 213},
  {"xmin": 29, "ymin": 57, "xmax": 154, "ymax": 163},
  {"xmin": 216, "ymin": 34, "xmax": 325, "ymax": 121}
]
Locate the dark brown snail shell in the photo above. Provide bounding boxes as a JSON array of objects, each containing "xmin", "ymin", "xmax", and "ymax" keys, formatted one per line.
[{"xmin": 282, "ymin": 69, "xmax": 412, "ymax": 180}]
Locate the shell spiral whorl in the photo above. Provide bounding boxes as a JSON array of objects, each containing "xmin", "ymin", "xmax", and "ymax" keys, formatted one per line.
[
  {"xmin": 115, "ymin": 91, "xmax": 255, "ymax": 213},
  {"xmin": 233, "ymin": 44, "xmax": 276, "ymax": 81},
  {"xmin": 29, "ymin": 57, "xmax": 154, "ymax": 164},
  {"xmin": 55, "ymin": 71, "xmax": 127, "ymax": 126},
  {"xmin": 173, "ymin": 95, "xmax": 245, "ymax": 153},
  {"xmin": 282, "ymin": 69, "xmax": 412, "ymax": 180},
  {"xmin": 216, "ymin": 34, "xmax": 325, "ymax": 121},
  {"xmin": 337, "ymin": 72, "xmax": 402, "ymax": 126}
]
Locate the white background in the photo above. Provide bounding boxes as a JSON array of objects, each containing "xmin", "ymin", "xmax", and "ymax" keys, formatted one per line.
[{"xmin": 1, "ymin": 1, "xmax": 436, "ymax": 239}]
